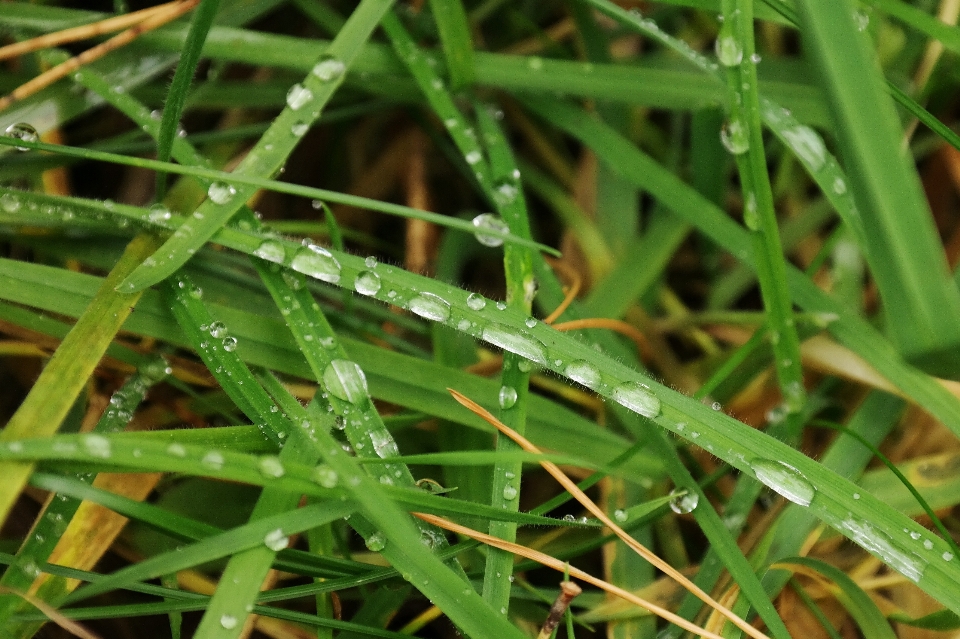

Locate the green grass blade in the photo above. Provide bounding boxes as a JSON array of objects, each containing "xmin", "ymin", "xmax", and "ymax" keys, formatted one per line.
[{"xmin": 428, "ymin": 0, "xmax": 475, "ymax": 90}]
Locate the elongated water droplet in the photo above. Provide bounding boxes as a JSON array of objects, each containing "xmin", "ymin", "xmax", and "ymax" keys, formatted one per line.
[
  {"xmin": 264, "ymin": 528, "xmax": 289, "ymax": 551},
  {"xmin": 201, "ymin": 450, "xmax": 224, "ymax": 470},
  {"xmin": 259, "ymin": 455, "xmax": 285, "ymax": 478},
  {"xmin": 466, "ymin": 292, "xmax": 487, "ymax": 311},
  {"xmin": 611, "ymin": 382, "xmax": 661, "ymax": 418},
  {"xmin": 715, "ymin": 36, "xmax": 743, "ymax": 66},
  {"xmin": 285, "ymin": 83, "xmax": 313, "ymax": 110},
  {"xmin": 365, "ymin": 531, "xmax": 387, "ymax": 551},
  {"xmin": 721, "ymin": 119, "xmax": 749, "ymax": 155},
  {"xmin": 291, "ymin": 122, "xmax": 310, "ymax": 137},
  {"xmin": 482, "ymin": 324, "xmax": 547, "ymax": 365},
  {"xmin": 369, "ymin": 430, "xmax": 399, "ymax": 458},
  {"xmin": 313, "ymin": 56, "xmax": 346, "ymax": 81},
  {"xmin": 472, "ymin": 213, "xmax": 509, "ymax": 247},
  {"xmin": 207, "ymin": 182, "xmax": 236, "ymax": 204},
  {"xmin": 253, "ymin": 240, "xmax": 286, "ymax": 263},
  {"xmin": 782, "ymin": 125, "xmax": 826, "ymax": 171},
  {"xmin": 408, "ymin": 292, "xmax": 451, "ymax": 322},
  {"xmin": 323, "ymin": 360, "xmax": 369, "ymax": 405},
  {"xmin": 668, "ymin": 488, "xmax": 699, "ymax": 514},
  {"xmin": 5, "ymin": 122, "xmax": 38, "ymax": 150},
  {"xmin": 354, "ymin": 271, "xmax": 381, "ymax": 296},
  {"xmin": 167, "ymin": 443, "xmax": 187, "ymax": 457},
  {"xmin": 841, "ymin": 516, "xmax": 924, "ymax": 582},
  {"xmin": 499, "ymin": 386, "xmax": 518, "ymax": 409},
  {"xmin": 84, "ymin": 435, "xmax": 111, "ymax": 458},
  {"xmin": 313, "ymin": 465, "xmax": 338, "ymax": 487},
  {"xmin": 291, "ymin": 245, "xmax": 341, "ymax": 283},
  {"xmin": 565, "ymin": 360, "xmax": 601, "ymax": 390},
  {"xmin": 750, "ymin": 459, "xmax": 815, "ymax": 506}
]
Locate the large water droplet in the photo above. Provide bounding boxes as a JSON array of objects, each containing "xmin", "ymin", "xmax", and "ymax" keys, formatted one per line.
[
  {"xmin": 408, "ymin": 292, "xmax": 451, "ymax": 322},
  {"xmin": 290, "ymin": 245, "xmax": 342, "ymax": 283},
  {"xmin": 715, "ymin": 36, "xmax": 743, "ymax": 66},
  {"xmin": 259, "ymin": 455, "xmax": 285, "ymax": 478},
  {"xmin": 313, "ymin": 465, "xmax": 338, "ymax": 487},
  {"xmin": 208, "ymin": 182, "xmax": 236, "ymax": 204},
  {"xmin": 668, "ymin": 488, "xmax": 699, "ymax": 514},
  {"xmin": 0, "ymin": 193, "xmax": 21, "ymax": 213},
  {"xmin": 472, "ymin": 213, "xmax": 509, "ymax": 247},
  {"xmin": 148, "ymin": 203, "xmax": 171, "ymax": 224},
  {"xmin": 84, "ymin": 435, "xmax": 111, "ymax": 458},
  {"xmin": 220, "ymin": 614, "xmax": 238, "ymax": 629},
  {"xmin": 253, "ymin": 240, "xmax": 286, "ymax": 264},
  {"xmin": 466, "ymin": 292, "xmax": 487, "ymax": 311},
  {"xmin": 498, "ymin": 386, "xmax": 518, "ymax": 409},
  {"xmin": 264, "ymin": 528, "xmax": 289, "ymax": 551},
  {"xmin": 750, "ymin": 459, "xmax": 815, "ymax": 506},
  {"xmin": 502, "ymin": 484, "xmax": 518, "ymax": 500},
  {"xmin": 323, "ymin": 360, "xmax": 369, "ymax": 405},
  {"xmin": 285, "ymin": 83, "xmax": 313, "ymax": 110},
  {"xmin": 313, "ymin": 56, "xmax": 346, "ymax": 81},
  {"xmin": 611, "ymin": 382, "xmax": 661, "ymax": 418},
  {"xmin": 209, "ymin": 321, "xmax": 227, "ymax": 338},
  {"xmin": 482, "ymin": 324, "xmax": 547, "ymax": 365},
  {"xmin": 354, "ymin": 271, "xmax": 381, "ymax": 296},
  {"xmin": 5, "ymin": 122, "xmax": 38, "ymax": 151},
  {"xmin": 365, "ymin": 531, "xmax": 387, "ymax": 552},
  {"xmin": 369, "ymin": 430, "xmax": 399, "ymax": 458},
  {"xmin": 222, "ymin": 337, "xmax": 238, "ymax": 352},
  {"xmin": 782, "ymin": 125, "xmax": 826, "ymax": 171},
  {"xmin": 565, "ymin": 360, "xmax": 601, "ymax": 390},
  {"xmin": 840, "ymin": 516, "xmax": 924, "ymax": 582},
  {"xmin": 721, "ymin": 119, "xmax": 750, "ymax": 155}
]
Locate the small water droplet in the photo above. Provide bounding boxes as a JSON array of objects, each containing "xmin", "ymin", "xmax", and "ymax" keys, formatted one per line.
[
  {"xmin": 611, "ymin": 381, "xmax": 661, "ymax": 418},
  {"xmin": 668, "ymin": 488, "xmax": 699, "ymax": 514},
  {"xmin": 465, "ymin": 150, "xmax": 483, "ymax": 165},
  {"xmin": 291, "ymin": 244, "xmax": 341, "ymax": 283},
  {"xmin": 264, "ymin": 528, "xmax": 289, "ymax": 551},
  {"xmin": 207, "ymin": 182, "xmax": 236, "ymax": 204},
  {"xmin": 253, "ymin": 240, "xmax": 286, "ymax": 263},
  {"xmin": 222, "ymin": 337, "xmax": 238, "ymax": 351},
  {"xmin": 527, "ymin": 56, "xmax": 544, "ymax": 70},
  {"xmin": 365, "ymin": 531, "xmax": 387, "ymax": 551},
  {"xmin": 466, "ymin": 293, "xmax": 487, "ymax": 310},
  {"xmin": 364, "ymin": 255, "xmax": 378, "ymax": 268},
  {"xmin": 147, "ymin": 203, "xmax": 171, "ymax": 223},
  {"xmin": 472, "ymin": 213, "xmax": 510, "ymax": 247},
  {"xmin": 715, "ymin": 36, "xmax": 743, "ymax": 66},
  {"xmin": 285, "ymin": 83, "xmax": 313, "ymax": 110},
  {"xmin": 524, "ymin": 318, "xmax": 537, "ymax": 328},
  {"xmin": 313, "ymin": 465, "xmax": 339, "ymax": 487},
  {"xmin": 220, "ymin": 614, "xmax": 238, "ymax": 629},
  {"xmin": 721, "ymin": 119, "xmax": 750, "ymax": 155},
  {"xmin": 323, "ymin": 360, "xmax": 369, "ymax": 405},
  {"xmin": 5, "ymin": 122, "xmax": 38, "ymax": 150},
  {"xmin": 0, "ymin": 192, "xmax": 21, "ymax": 213},
  {"xmin": 370, "ymin": 430, "xmax": 400, "ymax": 458},
  {"xmin": 408, "ymin": 292, "xmax": 451, "ymax": 322},
  {"xmin": 614, "ymin": 509, "xmax": 628, "ymax": 522},
  {"xmin": 502, "ymin": 484, "xmax": 518, "ymax": 500},
  {"xmin": 313, "ymin": 56, "xmax": 346, "ymax": 81},
  {"xmin": 354, "ymin": 271, "xmax": 381, "ymax": 296},
  {"xmin": 944, "ymin": 552, "xmax": 954, "ymax": 561},
  {"xmin": 711, "ymin": 401, "xmax": 722, "ymax": 411},
  {"xmin": 782, "ymin": 125, "xmax": 826, "ymax": 171},
  {"xmin": 259, "ymin": 455, "xmax": 285, "ymax": 478},
  {"xmin": 565, "ymin": 360, "xmax": 601, "ymax": 390},
  {"xmin": 201, "ymin": 450, "xmax": 224, "ymax": 470},
  {"xmin": 208, "ymin": 321, "xmax": 227, "ymax": 338},
  {"xmin": 166, "ymin": 443, "xmax": 186, "ymax": 458},
  {"xmin": 923, "ymin": 539, "xmax": 934, "ymax": 550},
  {"xmin": 493, "ymin": 179, "xmax": 520, "ymax": 207},
  {"xmin": 291, "ymin": 122, "xmax": 310, "ymax": 137},
  {"xmin": 750, "ymin": 459, "xmax": 815, "ymax": 506},
  {"xmin": 498, "ymin": 386, "xmax": 518, "ymax": 409}
]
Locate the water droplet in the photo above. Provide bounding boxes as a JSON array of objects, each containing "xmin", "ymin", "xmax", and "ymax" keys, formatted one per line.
[
  {"xmin": 354, "ymin": 271, "xmax": 381, "ymax": 296},
  {"xmin": 201, "ymin": 450, "xmax": 224, "ymax": 470},
  {"xmin": 286, "ymin": 83, "xmax": 313, "ymax": 110},
  {"xmin": 493, "ymin": 179, "xmax": 519, "ymax": 207},
  {"xmin": 207, "ymin": 182, "xmax": 236, "ymax": 205},
  {"xmin": 715, "ymin": 36, "xmax": 743, "ymax": 66},
  {"xmin": 5, "ymin": 122, "xmax": 38, "ymax": 150},
  {"xmin": 313, "ymin": 56, "xmax": 346, "ymax": 81},
  {"xmin": 365, "ymin": 531, "xmax": 387, "ymax": 552},
  {"xmin": 221, "ymin": 336, "xmax": 237, "ymax": 352},
  {"xmin": 613, "ymin": 509, "xmax": 628, "ymax": 522},
  {"xmin": 668, "ymin": 488, "xmax": 699, "ymax": 514},
  {"xmin": 291, "ymin": 245, "xmax": 341, "ymax": 283},
  {"xmin": 313, "ymin": 465, "xmax": 339, "ymax": 487},
  {"xmin": 323, "ymin": 360, "xmax": 369, "ymax": 405},
  {"xmin": 711, "ymin": 401, "xmax": 722, "ymax": 411},
  {"xmin": 148, "ymin": 203, "xmax": 171, "ymax": 223},
  {"xmin": 517, "ymin": 360, "xmax": 532, "ymax": 373},
  {"xmin": 364, "ymin": 255, "xmax": 378, "ymax": 268},
  {"xmin": 853, "ymin": 492, "xmax": 861, "ymax": 500},
  {"xmin": 565, "ymin": 360, "xmax": 601, "ymax": 390},
  {"xmin": 832, "ymin": 177, "xmax": 847, "ymax": 195},
  {"xmin": 750, "ymin": 52, "xmax": 762, "ymax": 63},
  {"xmin": 854, "ymin": 9, "xmax": 869, "ymax": 31},
  {"xmin": 502, "ymin": 484, "xmax": 518, "ymax": 500},
  {"xmin": 0, "ymin": 192, "xmax": 20, "ymax": 213},
  {"xmin": 220, "ymin": 614, "xmax": 238, "ymax": 629},
  {"xmin": 291, "ymin": 122, "xmax": 310, "ymax": 137},
  {"xmin": 81, "ymin": 436, "xmax": 109, "ymax": 458},
  {"xmin": 466, "ymin": 293, "xmax": 487, "ymax": 310},
  {"xmin": 923, "ymin": 539, "xmax": 934, "ymax": 550},
  {"xmin": 472, "ymin": 213, "xmax": 509, "ymax": 247},
  {"xmin": 209, "ymin": 321, "xmax": 227, "ymax": 338},
  {"xmin": 611, "ymin": 381, "xmax": 661, "ymax": 418},
  {"xmin": 465, "ymin": 150, "xmax": 483, "ymax": 165},
  {"xmin": 721, "ymin": 119, "xmax": 750, "ymax": 155},
  {"xmin": 782, "ymin": 125, "xmax": 826, "ymax": 171},
  {"xmin": 253, "ymin": 240, "xmax": 286, "ymax": 263},
  {"xmin": 527, "ymin": 56, "xmax": 544, "ymax": 70},
  {"xmin": 259, "ymin": 456, "xmax": 285, "ymax": 478},
  {"xmin": 167, "ymin": 443, "xmax": 186, "ymax": 457},
  {"xmin": 498, "ymin": 386, "xmax": 518, "ymax": 409},
  {"xmin": 408, "ymin": 292, "xmax": 451, "ymax": 322},
  {"xmin": 524, "ymin": 318, "xmax": 537, "ymax": 328},
  {"xmin": 369, "ymin": 430, "xmax": 399, "ymax": 458},
  {"xmin": 563, "ymin": 514, "xmax": 576, "ymax": 522},
  {"xmin": 841, "ymin": 516, "xmax": 924, "ymax": 582},
  {"xmin": 264, "ymin": 528, "xmax": 289, "ymax": 551},
  {"xmin": 750, "ymin": 459, "xmax": 815, "ymax": 506},
  {"xmin": 482, "ymin": 324, "xmax": 547, "ymax": 365},
  {"xmin": 944, "ymin": 552, "xmax": 954, "ymax": 561}
]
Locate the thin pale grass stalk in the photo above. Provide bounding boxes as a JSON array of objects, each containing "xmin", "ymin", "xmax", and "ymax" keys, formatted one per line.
[
  {"xmin": 0, "ymin": 0, "xmax": 188, "ymax": 61},
  {"xmin": 447, "ymin": 389, "xmax": 775, "ymax": 639},
  {"xmin": 541, "ymin": 258, "xmax": 582, "ymax": 324},
  {"xmin": 0, "ymin": 0, "xmax": 200, "ymax": 111},
  {"xmin": 0, "ymin": 586, "xmax": 101, "ymax": 639},
  {"xmin": 414, "ymin": 512, "xmax": 728, "ymax": 639}
]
